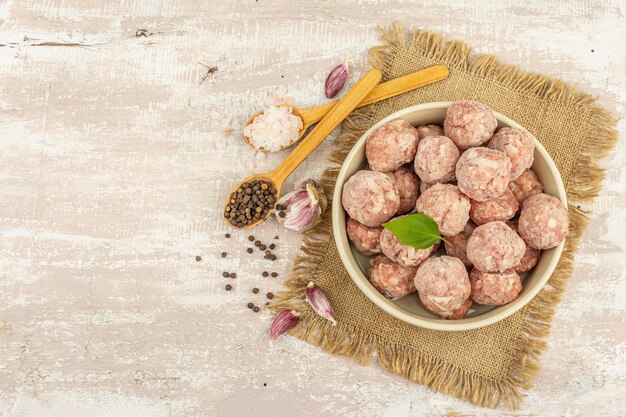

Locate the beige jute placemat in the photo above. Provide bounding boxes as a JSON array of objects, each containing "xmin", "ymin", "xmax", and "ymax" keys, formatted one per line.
[{"xmin": 270, "ymin": 24, "xmax": 618, "ymax": 409}]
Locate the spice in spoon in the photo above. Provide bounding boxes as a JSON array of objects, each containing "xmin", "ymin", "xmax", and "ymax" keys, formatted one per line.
[
  {"xmin": 224, "ymin": 179, "xmax": 277, "ymax": 228},
  {"xmin": 243, "ymin": 106, "xmax": 303, "ymax": 151}
]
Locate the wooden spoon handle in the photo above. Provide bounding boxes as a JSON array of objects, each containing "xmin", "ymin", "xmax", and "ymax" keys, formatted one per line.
[
  {"xmin": 270, "ymin": 69, "xmax": 382, "ymax": 185},
  {"xmin": 299, "ymin": 65, "xmax": 449, "ymax": 126}
]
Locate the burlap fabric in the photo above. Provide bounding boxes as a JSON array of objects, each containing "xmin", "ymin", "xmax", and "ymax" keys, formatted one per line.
[{"xmin": 270, "ymin": 24, "xmax": 618, "ymax": 409}]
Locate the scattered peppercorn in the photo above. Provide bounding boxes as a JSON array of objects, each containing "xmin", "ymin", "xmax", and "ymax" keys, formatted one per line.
[
  {"xmin": 229, "ymin": 272, "xmax": 236, "ymax": 279},
  {"xmin": 222, "ymin": 272, "xmax": 229, "ymax": 278},
  {"xmin": 225, "ymin": 233, "xmax": 231, "ymax": 238},
  {"xmin": 253, "ymin": 306, "xmax": 260, "ymax": 312},
  {"xmin": 221, "ymin": 252, "xmax": 227, "ymax": 258},
  {"xmin": 259, "ymin": 244, "xmax": 266, "ymax": 251},
  {"xmin": 247, "ymin": 248, "xmax": 253, "ymax": 254},
  {"xmin": 262, "ymin": 271, "xmax": 269, "ymax": 277},
  {"xmin": 224, "ymin": 180, "xmax": 277, "ymax": 228},
  {"xmin": 270, "ymin": 254, "xmax": 277, "ymax": 261},
  {"xmin": 265, "ymin": 250, "xmax": 271, "ymax": 255},
  {"xmin": 267, "ymin": 292, "xmax": 274, "ymax": 299},
  {"xmin": 265, "ymin": 302, "xmax": 270, "ymax": 306},
  {"xmin": 254, "ymin": 240, "xmax": 261, "ymax": 247},
  {"xmin": 225, "ymin": 284, "xmax": 232, "ymax": 291},
  {"xmin": 195, "ymin": 256, "xmax": 201, "ymax": 261},
  {"xmin": 271, "ymin": 272, "xmax": 278, "ymax": 277},
  {"xmin": 269, "ymin": 244, "xmax": 276, "ymax": 250},
  {"xmin": 248, "ymin": 236, "xmax": 255, "ymax": 241},
  {"xmin": 247, "ymin": 303, "xmax": 254, "ymax": 309},
  {"xmin": 252, "ymin": 288, "xmax": 259, "ymax": 294},
  {"xmin": 278, "ymin": 211, "xmax": 286, "ymax": 218},
  {"xmin": 263, "ymin": 383, "xmax": 267, "ymax": 387}
]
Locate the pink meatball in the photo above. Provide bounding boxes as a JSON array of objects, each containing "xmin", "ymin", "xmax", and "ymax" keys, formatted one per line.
[
  {"xmin": 413, "ymin": 135, "xmax": 460, "ymax": 184},
  {"xmin": 444, "ymin": 101, "xmax": 497, "ymax": 149},
  {"xmin": 379, "ymin": 226, "xmax": 435, "ymax": 267},
  {"xmin": 390, "ymin": 166, "xmax": 420, "ymax": 215},
  {"xmin": 488, "ymin": 127, "xmax": 535, "ymax": 180},
  {"xmin": 506, "ymin": 221, "xmax": 541, "ymax": 273},
  {"xmin": 415, "ymin": 183, "xmax": 470, "ymax": 236},
  {"xmin": 366, "ymin": 119, "xmax": 419, "ymax": 172},
  {"xmin": 508, "ymin": 169, "xmax": 543, "ymax": 206},
  {"xmin": 342, "ymin": 170, "xmax": 400, "ymax": 227},
  {"xmin": 416, "ymin": 124, "xmax": 444, "ymax": 141},
  {"xmin": 346, "ymin": 218, "xmax": 382, "ymax": 256},
  {"xmin": 469, "ymin": 188, "xmax": 519, "ymax": 225},
  {"xmin": 444, "ymin": 221, "xmax": 477, "ymax": 268},
  {"xmin": 470, "ymin": 268, "xmax": 522, "ymax": 305},
  {"xmin": 368, "ymin": 255, "xmax": 418, "ymax": 300},
  {"xmin": 414, "ymin": 256, "xmax": 471, "ymax": 318},
  {"xmin": 518, "ymin": 193, "xmax": 569, "ymax": 249},
  {"xmin": 456, "ymin": 147, "xmax": 512, "ymax": 201},
  {"xmin": 466, "ymin": 221, "xmax": 526, "ymax": 272}
]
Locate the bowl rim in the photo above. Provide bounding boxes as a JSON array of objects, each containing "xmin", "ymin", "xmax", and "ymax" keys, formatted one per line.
[{"xmin": 331, "ymin": 101, "xmax": 567, "ymax": 331}]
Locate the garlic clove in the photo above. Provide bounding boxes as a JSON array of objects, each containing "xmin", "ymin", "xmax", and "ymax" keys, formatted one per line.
[
  {"xmin": 305, "ymin": 281, "xmax": 336, "ymax": 325},
  {"xmin": 275, "ymin": 179, "xmax": 327, "ymax": 233},
  {"xmin": 270, "ymin": 309, "xmax": 300, "ymax": 340},
  {"xmin": 325, "ymin": 63, "xmax": 349, "ymax": 99}
]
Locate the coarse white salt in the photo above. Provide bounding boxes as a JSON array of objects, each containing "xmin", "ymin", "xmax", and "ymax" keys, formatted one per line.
[{"xmin": 244, "ymin": 106, "xmax": 303, "ymax": 152}]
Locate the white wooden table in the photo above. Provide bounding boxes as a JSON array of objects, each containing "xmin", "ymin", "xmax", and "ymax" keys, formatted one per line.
[{"xmin": 0, "ymin": 1, "xmax": 624, "ymax": 416}]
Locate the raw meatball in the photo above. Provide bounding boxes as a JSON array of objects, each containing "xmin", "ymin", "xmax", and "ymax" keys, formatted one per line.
[
  {"xmin": 368, "ymin": 255, "xmax": 418, "ymax": 300},
  {"xmin": 444, "ymin": 221, "xmax": 477, "ymax": 268},
  {"xmin": 415, "ymin": 183, "xmax": 470, "ymax": 236},
  {"xmin": 466, "ymin": 221, "xmax": 526, "ymax": 272},
  {"xmin": 342, "ymin": 170, "xmax": 400, "ymax": 227},
  {"xmin": 416, "ymin": 124, "xmax": 444, "ymax": 141},
  {"xmin": 413, "ymin": 135, "xmax": 460, "ymax": 183},
  {"xmin": 508, "ymin": 169, "xmax": 543, "ymax": 206},
  {"xmin": 366, "ymin": 119, "xmax": 419, "ymax": 172},
  {"xmin": 346, "ymin": 218, "xmax": 382, "ymax": 256},
  {"xmin": 506, "ymin": 221, "xmax": 541, "ymax": 273},
  {"xmin": 444, "ymin": 101, "xmax": 497, "ymax": 149},
  {"xmin": 390, "ymin": 166, "xmax": 420, "ymax": 215},
  {"xmin": 518, "ymin": 193, "xmax": 569, "ymax": 249},
  {"xmin": 488, "ymin": 127, "xmax": 535, "ymax": 180},
  {"xmin": 470, "ymin": 268, "xmax": 522, "ymax": 305},
  {"xmin": 456, "ymin": 147, "xmax": 512, "ymax": 201},
  {"xmin": 469, "ymin": 189, "xmax": 519, "ymax": 225},
  {"xmin": 417, "ymin": 294, "xmax": 472, "ymax": 320},
  {"xmin": 414, "ymin": 256, "xmax": 471, "ymax": 318},
  {"xmin": 379, "ymin": 226, "xmax": 435, "ymax": 267}
]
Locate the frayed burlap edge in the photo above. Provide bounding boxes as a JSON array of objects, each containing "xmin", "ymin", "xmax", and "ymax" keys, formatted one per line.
[{"xmin": 269, "ymin": 23, "xmax": 618, "ymax": 409}]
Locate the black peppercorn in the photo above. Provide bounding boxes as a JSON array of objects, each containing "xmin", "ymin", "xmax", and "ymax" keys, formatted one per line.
[
  {"xmin": 247, "ymin": 248, "xmax": 253, "ymax": 254},
  {"xmin": 225, "ymin": 284, "xmax": 232, "ymax": 291},
  {"xmin": 259, "ymin": 244, "xmax": 267, "ymax": 251},
  {"xmin": 222, "ymin": 272, "xmax": 229, "ymax": 278},
  {"xmin": 262, "ymin": 271, "xmax": 269, "ymax": 277},
  {"xmin": 221, "ymin": 252, "xmax": 227, "ymax": 258},
  {"xmin": 267, "ymin": 292, "xmax": 274, "ymax": 299},
  {"xmin": 229, "ymin": 272, "xmax": 236, "ymax": 279},
  {"xmin": 271, "ymin": 272, "xmax": 278, "ymax": 277},
  {"xmin": 252, "ymin": 288, "xmax": 259, "ymax": 294},
  {"xmin": 247, "ymin": 303, "xmax": 254, "ymax": 309},
  {"xmin": 225, "ymin": 233, "xmax": 231, "ymax": 238},
  {"xmin": 253, "ymin": 306, "xmax": 260, "ymax": 313},
  {"xmin": 269, "ymin": 244, "xmax": 276, "ymax": 250},
  {"xmin": 195, "ymin": 256, "xmax": 201, "ymax": 261}
]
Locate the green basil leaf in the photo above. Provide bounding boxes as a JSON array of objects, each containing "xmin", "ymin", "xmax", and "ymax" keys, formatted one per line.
[{"xmin": 382, "ymin": 214, "xmax": 444, "ymax": 249}]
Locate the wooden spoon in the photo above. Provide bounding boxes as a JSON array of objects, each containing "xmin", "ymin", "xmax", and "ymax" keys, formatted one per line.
[
  {"xmin": 224, "ymin": 68, "xmax": 382, "ymax": 229},
  {"xmin": 243, "ymin": 65, "xmax": 449, "ymax": 151}
]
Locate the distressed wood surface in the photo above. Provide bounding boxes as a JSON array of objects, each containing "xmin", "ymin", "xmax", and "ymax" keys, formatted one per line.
[{"xmin": 0, "ymin": 1, "xmax": 624, "ymax": 416}]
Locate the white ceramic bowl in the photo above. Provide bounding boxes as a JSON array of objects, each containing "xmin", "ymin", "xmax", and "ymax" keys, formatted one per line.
[{"xmin": 332, "ymin": 102, "xmax": 566, "ymax": 331}]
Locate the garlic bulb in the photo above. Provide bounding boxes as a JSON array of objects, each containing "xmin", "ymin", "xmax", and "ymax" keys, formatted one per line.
[{"xmin": 275, "ymin": 179, "xmax": 327, "ymax": 232}]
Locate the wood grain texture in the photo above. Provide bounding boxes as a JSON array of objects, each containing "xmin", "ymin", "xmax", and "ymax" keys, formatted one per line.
[{"xmin": 0, "ymin": 1, "xmax": 624, "ymax": 416}]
